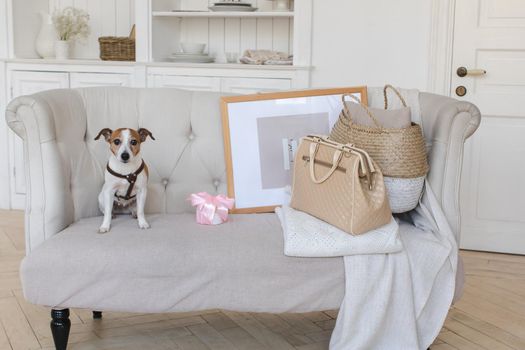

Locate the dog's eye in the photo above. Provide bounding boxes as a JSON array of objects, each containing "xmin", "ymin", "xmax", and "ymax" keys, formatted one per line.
[
  {"xmin": 113, "ymin": 139, "xmax": 121, "ymax": 145},
  {"xmin": 130, "ymin": 140, "xmax": 138, "ymax": 146}
]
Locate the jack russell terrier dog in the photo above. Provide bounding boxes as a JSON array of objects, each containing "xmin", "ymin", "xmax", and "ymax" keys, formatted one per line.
[{"xmin": 95, "ymin": 127, "xmax": 155, "ymax": 233}]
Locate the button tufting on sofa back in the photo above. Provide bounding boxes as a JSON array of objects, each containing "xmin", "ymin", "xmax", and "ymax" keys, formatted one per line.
[{"xmin": 65, "ymin": 87, "xmax": 228, "ymax": 219}]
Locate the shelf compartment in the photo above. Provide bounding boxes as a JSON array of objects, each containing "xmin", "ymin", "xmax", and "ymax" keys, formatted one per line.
[{"xmin": 152, "ymin": 11, "xmax": 294, "ymax": 18}]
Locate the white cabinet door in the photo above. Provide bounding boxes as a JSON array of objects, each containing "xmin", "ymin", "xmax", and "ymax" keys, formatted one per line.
[
  {"xmin": 70, "ymin": 72, "xmax": 131, "ymax": 88},
  {"xmin": 221, "ymin": 77, "xmax": 292, "ymax": 94},
  {"xmin": 149, "ymin": 75, "xmax": 221, "ymax": 91},
  {"xmin": 9, "ymin": 71, "xmax": 69, "ymax": 209},
  {"xmin": 453, "ymin": 0, "xmax": 525, "ymax": 254}
]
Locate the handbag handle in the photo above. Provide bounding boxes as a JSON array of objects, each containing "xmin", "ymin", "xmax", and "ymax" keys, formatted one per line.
[
  {"xmin": 383, "ymin": 84, "xmax": 407, "ymax": 109},
  {"xmin": 305, "ymin": 135, "xmax": 376, "ymax": 189},
  {"xmin": 308, "ymin": 141, "xmax": 343, "ymax": 184},
  {"xmin": 341, "ymin": 93, "xmax": 382, "ymax": 129}
]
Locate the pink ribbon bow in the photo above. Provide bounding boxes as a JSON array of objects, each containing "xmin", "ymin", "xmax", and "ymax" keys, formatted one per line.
[{"xmin": 188, "ymin": 192, "xmax": 235, "ymax": 225}]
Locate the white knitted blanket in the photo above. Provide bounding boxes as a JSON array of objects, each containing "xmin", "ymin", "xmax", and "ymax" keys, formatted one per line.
[
  {"xmin": 278, "ymin": 185, "xmax": 456, "ymax": 349},
  {"xmin": 276, "ymin": 206, "xmax": 402, "ymax": 257},
  {"xmin": 330, "ymin": 184, "xmax": 456, "ymax": 349}
]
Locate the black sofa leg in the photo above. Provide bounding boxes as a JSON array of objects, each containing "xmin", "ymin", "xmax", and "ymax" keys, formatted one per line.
[
  {"xmin": 50, "ymin": 309, "xmax": 70, "ymax": 350},
  {"xmin": 93, "ymin": 311, "xmax": 103, "ymax": 319}
]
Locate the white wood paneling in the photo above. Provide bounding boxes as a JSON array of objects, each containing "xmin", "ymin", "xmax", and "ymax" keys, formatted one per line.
[
  {"xmin": 148, "ymin": 70, "xmax": 294, "ymax": 94},
  {"xmin": 256, "ymin": 18, "xmax": 273, "ymax": 49},
  {"xmin": 69, "ymin": 72, "xmax": 131, "ymax": 88},
  {"xmin": 273, "ymin": 17, "xmax": 290, "ymax": 53},
  {"xmin": 0, "ymin": 61, "xmax": 10, "ymax": 209},
  {"xmin": 475, "ymin": 50, "xmax": 525, "ymax": 96},
  {"xmin": 115, "ymin": 0, "xmax": 134, "ymax": 35},
  {"xmin": 461, "ymin": 117, "xmax": 525, "ymax": 254},
  {"xmin": 152, "ymin": 17, "xmax": 182, "ymax": 60},
  {"xmin": 480, "ymin": 0, "xmax": 525, "ymax": 27},
  {"xmin": 240, "ymin": 18, "xmax": 257, "ymax": 53},
  {"xmin": 208, "ymin": 18, "xmax": 225, "ymax": 58},
  {"xmin": 8, "ymin": 70, "xmax": 69, "ymax": 209},
  {"xmin": 181, "ymin": 18, "xmax": 209, "ymax": 52},
  {"xmin": 150, "ymin": 74, "xmax": 221, "ymax": 91},
  {"xmin": 174, "ymin": 16, "xmax": 292, "ymax": 59},
  {"xmin": 221, "ymin": 77, "xmax": 291, "ymax": 94},
  {"xmin": 10, "ymin": 70, "xmax": 70, "ymax": 94},
  {"xmin": 224, "ymin": 18, "xmax": 241, "ymax": 54}
]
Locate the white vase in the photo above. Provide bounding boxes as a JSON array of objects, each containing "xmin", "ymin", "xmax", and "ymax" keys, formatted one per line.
[
  {"xmin": 35, "ymin": 12, "xmax": 57, "ymax": 58},
  {"xmin": 55, "ymin": 40, "xmax": 70, "ymax": 60}
]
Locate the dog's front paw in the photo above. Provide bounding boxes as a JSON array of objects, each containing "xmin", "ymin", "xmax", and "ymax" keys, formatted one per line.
[
  {"xmin": 98, "ymin": 225, "xmax": 110, "ymax": 233},
  {"xmin": 138, "ymin": 220, "xmax": 150, "ymax": 230}
]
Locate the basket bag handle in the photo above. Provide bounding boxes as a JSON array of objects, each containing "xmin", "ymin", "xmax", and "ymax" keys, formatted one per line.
[
  {"xmin": 341, "ymin": 85, "xmax": 408, "ymax": 128},
  {"xmin": 341, "ymin": 93, "xmax": 383, "ymax": 129},
  {"xmin": 308, "ymin": 141, "xmax": 343, "ymax": 184},
  {"xmin": 383, "ymin": 84, "xmax": 407, "ymax": 109},
  {"xmin": 339, "ymin": 86, "xmax": 410, "ymax": 174}
]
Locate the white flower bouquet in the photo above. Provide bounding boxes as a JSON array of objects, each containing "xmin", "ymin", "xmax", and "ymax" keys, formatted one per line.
[{"xmin": 52, "ymin": 7, "xmax": 90, "ymax": 42}]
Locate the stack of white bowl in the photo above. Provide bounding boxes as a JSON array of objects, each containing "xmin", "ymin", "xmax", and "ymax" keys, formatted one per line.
[{"xmin": 168, "ymin": 43, "xmax": 214, "ymax": 63}]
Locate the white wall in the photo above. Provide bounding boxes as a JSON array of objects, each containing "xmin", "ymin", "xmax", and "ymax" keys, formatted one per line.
[{"xmin": 310, "ymin": 0, "xmax": 433, "ymax": 91}]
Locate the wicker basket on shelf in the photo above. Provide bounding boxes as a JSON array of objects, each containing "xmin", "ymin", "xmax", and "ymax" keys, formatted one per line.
[{"xmin": 98, "ymin": 25, "xmax": 135, "ymax": 61}]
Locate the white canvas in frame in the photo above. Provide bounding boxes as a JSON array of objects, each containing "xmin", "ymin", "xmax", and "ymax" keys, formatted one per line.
[{"xmin": 221, "ymin": 88, "xmax": 368, "ymax": 213}]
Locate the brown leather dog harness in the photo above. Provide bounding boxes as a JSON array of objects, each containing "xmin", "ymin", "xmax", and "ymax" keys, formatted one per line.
[{"xmin": 106, "ymin": 160, "xmax": 145, "ymax": 201}]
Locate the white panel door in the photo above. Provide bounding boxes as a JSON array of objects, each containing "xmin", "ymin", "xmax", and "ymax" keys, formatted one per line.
[
  {"xmin": 69, "ymin": 72, "xmax": 132, "ymax": 88},
  {"xmin": 9, "ymin": 70, "xmax": 69, "ymax": 209},
  {"xmin": 221, "ymin": 77, "xmax": 291, "ymax": 94},
  {"xmin": 149, "ymin": 75, "xmax": 221, "ymax": 91},
  {"xmin": 452, "ymin": 0, "xmax": 525, "ymax": 254}
]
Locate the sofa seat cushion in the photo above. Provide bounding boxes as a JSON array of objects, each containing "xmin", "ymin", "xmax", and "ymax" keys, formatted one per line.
[{"xmin": 21, "ymin": 213, "xmax": 345, "ymax": 313}]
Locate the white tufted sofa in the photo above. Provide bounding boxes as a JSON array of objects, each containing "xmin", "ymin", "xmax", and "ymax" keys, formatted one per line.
[{"xmin": 6, "ymin": 87, "xmax": 480, "ymax": 350}]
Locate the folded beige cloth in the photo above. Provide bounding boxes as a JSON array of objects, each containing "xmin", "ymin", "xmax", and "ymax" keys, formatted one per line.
[{"xmin": 240, "ymin": 49, "xmax": 293, "ymax": 65}]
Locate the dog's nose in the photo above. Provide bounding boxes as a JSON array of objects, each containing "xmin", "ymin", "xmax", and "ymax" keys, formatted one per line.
[{"xmin": 121, "ymin": 152, "xmax": 130, "ymax": 161}]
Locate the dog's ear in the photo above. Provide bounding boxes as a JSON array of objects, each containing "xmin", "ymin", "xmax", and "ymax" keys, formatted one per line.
[
  {"xmin": 138, "ymin": 128, "xmax": 155, "ymax": 142},
  {"xmin": 94, "ymin": 128, "xmax": 113, "ymax": 142}
]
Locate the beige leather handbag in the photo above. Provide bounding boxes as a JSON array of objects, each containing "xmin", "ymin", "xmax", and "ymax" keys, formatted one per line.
[{"xmin": 290, "ymin": 135, "xmax": 392, "ymax": 235}]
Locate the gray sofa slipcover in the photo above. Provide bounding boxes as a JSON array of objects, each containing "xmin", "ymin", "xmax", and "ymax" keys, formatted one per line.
[{"xmin": 6, "ymin": 87, "xmax": 480, "ymax": 350}]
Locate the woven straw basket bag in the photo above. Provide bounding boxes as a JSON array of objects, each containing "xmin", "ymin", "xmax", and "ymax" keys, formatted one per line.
[{"xmin": 330, "ymin": 85, "xmax": 429, "ymax": 213}]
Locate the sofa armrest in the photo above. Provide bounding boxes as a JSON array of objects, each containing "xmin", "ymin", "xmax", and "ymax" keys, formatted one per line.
[
  {"xmin": 6, "ymin": 95, "xmax": 75, "ymax": 253},
  {"xmin": 420, "ymin": 93, "xmax": 481, "ymax": 240}
]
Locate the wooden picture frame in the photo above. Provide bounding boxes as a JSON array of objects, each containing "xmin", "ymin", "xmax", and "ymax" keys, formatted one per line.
[{"xmin": 221, "ymin": 87, "xmax": 368, "ymax": 214}]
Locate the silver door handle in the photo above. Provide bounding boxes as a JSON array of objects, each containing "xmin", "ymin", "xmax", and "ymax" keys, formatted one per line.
[{"xmin": 457, "ymin": 67, "xmax": 487, "ymax": 77}]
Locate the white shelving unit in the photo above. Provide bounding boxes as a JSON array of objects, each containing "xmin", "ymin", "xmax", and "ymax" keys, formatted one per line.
[
  {"xmin": 146, "ymin": 0, "xmax": 310, "ymax": 67},
  {"xmin": 0, "ymin": 0, "xmax": 313, "ymax": 209}
]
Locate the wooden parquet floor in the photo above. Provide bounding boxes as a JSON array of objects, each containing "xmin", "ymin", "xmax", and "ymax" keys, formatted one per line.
[{"xmin": 1, "ymin": 209, "xmax": 524, "ymax": 350}]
